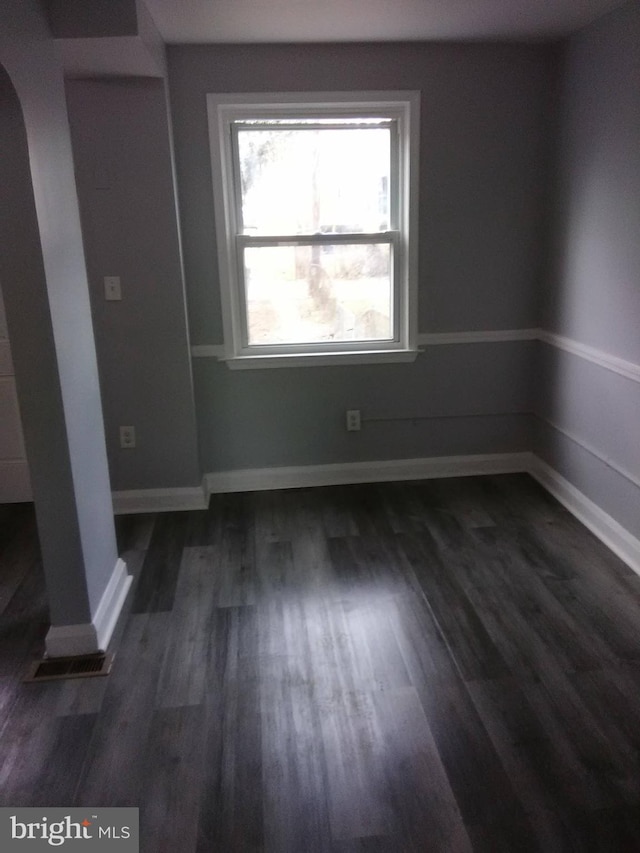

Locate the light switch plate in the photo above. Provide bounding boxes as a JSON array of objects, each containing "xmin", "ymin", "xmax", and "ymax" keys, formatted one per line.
[{"xmin": 104, "ymin": 276, "xmax": 122, "ymax": 301}]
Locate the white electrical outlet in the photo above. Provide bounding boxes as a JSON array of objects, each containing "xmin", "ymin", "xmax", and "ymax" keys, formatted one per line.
[
  {"xmin": 119, "ymin": 425, "xmax": 136, "ymax": 448},
  {"xmin": 346, "ymin": 409, "xmax": 361, "ymax": 431},
  {"xmin": 104, "ymin": 276, "xmax": 122, "ymax": 301}
]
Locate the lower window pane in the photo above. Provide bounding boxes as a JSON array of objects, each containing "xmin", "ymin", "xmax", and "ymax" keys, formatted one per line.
[{"xmin": 244, "ymin": 243, "xmax": 392, "ymax": 346}]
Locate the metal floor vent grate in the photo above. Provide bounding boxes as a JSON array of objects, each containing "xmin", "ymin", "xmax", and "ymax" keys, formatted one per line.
[{"xmin": 25, "ymin": 652, "xmax": 113, "ymax": 683}]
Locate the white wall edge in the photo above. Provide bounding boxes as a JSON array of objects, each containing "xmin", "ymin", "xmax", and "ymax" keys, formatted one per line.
[
  {"xmin": 206, "ymin": 452, "xmax": 532, "ymax": 494},
  {"xmin": 112, "ymin": 484, "xmax": 208, "ymax": 514},
  {"xmin": 538, "ymin": 329, "xmax": 640, "ymax": 384},
  {"xmin": 45, "ymin": 557, "xmax": 132, "ymax": 657},
  {"xmin": 529, "ymin": 457, "xmax": 640, "ymax": 578}
]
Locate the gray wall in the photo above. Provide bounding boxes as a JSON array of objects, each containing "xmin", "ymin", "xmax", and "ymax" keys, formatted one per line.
[
  {"xmin": 541, "ymin": 1, "xmax": 640, "ymax": 363},
  {"xmin": 168, "ymin": 42, "xmax": 555, "ymax": 472},
  {"xmin": 66, "ymin": 78, "xmax": 201, "ymax": 491},
  {"xmin": 536, "ymin": 0, "xmax": 640, "ymax": 539},
  {"xmin": 0, "ymin": 0, "xmax": 119, "ymax": 622}
]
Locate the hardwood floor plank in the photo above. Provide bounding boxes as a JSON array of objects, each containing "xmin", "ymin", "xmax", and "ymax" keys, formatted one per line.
[
  {"xmin": 318, "ymin": 486, "xmax": 361, "ymax": 539},
  {"xmin": 388, "ymin": 592, "xmax": 535, "ymax": 843},
  {"xmin": 131, "ymin": 512, "xmax": 189, "ymax": 613},
  {"xmin": 371, "ymin": 685, "xmax": 472, "ymax": 851},
  {"xmin": 330, "ymin": 837, "xmax": 405, "ymax": 852},
  {"xmin": 218, "ymin": 503, "xmax": 259, "ymax": 609},
  {"xmin": 545, "ymin": 573, "xmax": 640, "ymax": 664},
  {"xmin": 397, "ymin": 530, "xmax": 511, "ymax": 681},
  {"xmin": 0, "ymin": 505, "xmax": 40, "ymax": 617},
  {"xmin": 566, "ymin": 664, "xmax": 640, "ymax": 753},
  {"xmin": 519, "ymin": 668, "xmax": 625, "ymax": 809},
  {"xmin": 319, "ymin": 684, "xmax": 392, "ymax": 841},
  {"xmin": 140, "ymin": 705, "xmax": 206, "ymax": 853},
  {"xmin": 0, "ymin": 682, "xmax": 64, "ymax": 806},
  {"xmin": 552, "ymin": 804, "xmax": 640, "ymax": 853},
  {"xmin": 0, "ymin": 560, "xmax": 48, "ymax": 680},
  {"xmin": 2, "ymin": 475, "xmax": 640, "ymax": 851},
  {"xmin": 74, "ymin": 613, "xmax": 171, "ymax": 806},
  {"xmin": 156, "ymin": 547, "xmax": 218, "ymax": 708},
  {"xmin": 467, "ymin": 525, "xmax": 618, "ymax": 672},
  {"xmin": 28, "ymin": 713, "xmax": 97, "ymax": 808},
  {"xmin": 115, "ymin": 512, "xmax": 156, "ymax": 553},
  {"xmin": 563, "ymin": 667, "xmax": 640, "ymax": 802},
  {"xmin": 261, "ymin": 679, "xmax": 332, "ymax": 852},
  {"xmin": 196, "ymin": 605, "xmax": 263, "ymax": 852},
  {"xmin": 467, "ymin": 674, "xmax": 622, "ymax": 826},
  {"xmin": 421, "ymin": 476, "xmax": 498, "ymax": 530}
]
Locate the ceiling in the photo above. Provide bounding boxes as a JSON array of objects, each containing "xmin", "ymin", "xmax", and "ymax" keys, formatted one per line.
[{"xmin": 143, "ymin": 0, "xmax": 625, "ymax": 43}]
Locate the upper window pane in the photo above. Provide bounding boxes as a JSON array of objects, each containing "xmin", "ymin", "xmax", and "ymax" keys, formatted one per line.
[{"xmin": 236, "ymin": 125, "xmax": 391, "ymax": 235}]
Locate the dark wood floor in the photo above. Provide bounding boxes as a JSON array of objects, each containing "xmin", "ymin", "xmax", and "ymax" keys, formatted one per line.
[{"xmin": 2, "ymin": 474, "xmax": 640, "ymax": 851}]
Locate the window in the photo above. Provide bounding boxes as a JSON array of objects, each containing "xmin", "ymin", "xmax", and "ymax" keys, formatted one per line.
[{"xmin": 207, "ymin": 91, "xmax": 419, "ymax": 368}]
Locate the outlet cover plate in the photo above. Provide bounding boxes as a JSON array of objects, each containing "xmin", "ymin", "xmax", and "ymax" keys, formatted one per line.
[
  {"xmin": 346, "ymin": 410, "xmax": 361, "ymax": 431},
  {"xmin": 119, "ymin": 425, "xmax": 136, "ymax": 448}
]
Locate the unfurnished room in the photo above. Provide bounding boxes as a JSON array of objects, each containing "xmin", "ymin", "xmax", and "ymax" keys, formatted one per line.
[{"xmin": 0, "ymin": 0, "xmax": 639, "ymax": 849}]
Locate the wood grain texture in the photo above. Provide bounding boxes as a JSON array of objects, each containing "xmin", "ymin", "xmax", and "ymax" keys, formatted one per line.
[{"xmin": 1, "ymin": 474, "xmax": 640, "ymax": 851}]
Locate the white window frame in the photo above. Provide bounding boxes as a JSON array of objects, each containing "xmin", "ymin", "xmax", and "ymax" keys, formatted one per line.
[{"xmin": 207, "ymin": 91, "xmax": 420, "ymax": 369}]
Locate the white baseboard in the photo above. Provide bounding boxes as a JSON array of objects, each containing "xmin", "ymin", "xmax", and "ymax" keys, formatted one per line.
[
  {"xmin": 529, "ymin": 458, "xmax": 640, "ymax": 577},
  {"xmin": 206, "ymin": 452, "xmax": 533, "ymax": 494},
  {"xmin": 112, "ymin": 484, "xmax": 207, "ymax": 514},
  {"xmin": 45, "ymin": 558, "xmax": 132, "ymax": 657},
  {"xmin": 93, "ymin": 557, "xmax": 132, "ymax": 652}
]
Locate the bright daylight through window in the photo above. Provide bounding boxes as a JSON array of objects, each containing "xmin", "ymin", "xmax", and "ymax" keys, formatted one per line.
[{"xmin": 207, "ymin": 92, "xmax": 419, "ymax": 367}]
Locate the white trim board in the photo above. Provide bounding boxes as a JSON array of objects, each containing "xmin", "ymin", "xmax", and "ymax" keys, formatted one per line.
[
  {"xmin": 205, "ymin": 452, "xmax": 532, "ymax": 494},
  {"xmin": 92, "ymin": 558, "xmax": 132, "ymax": 652},
  {"xmin": 112, "ymin": 484, "xmax": 208, "ymax": 515},
  {"xmin": 537, "ymin": 330, "xmax": 640, "ymax": 384},
  {"xmin": 191, "ymin": 330, "xmax": 538, "ymax": 359},
  {"xmin": 45, "ymin": 558, "xmax": 132, "ymax": 657},
  {"xmin": 189, "ymin": 329, "xmax": 640, "ymax": 386}
]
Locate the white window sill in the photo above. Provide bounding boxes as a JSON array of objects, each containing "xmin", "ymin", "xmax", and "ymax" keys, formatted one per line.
[{"xmin": 217, "ymin": 349, "xmax": 419, "ymax": 369}]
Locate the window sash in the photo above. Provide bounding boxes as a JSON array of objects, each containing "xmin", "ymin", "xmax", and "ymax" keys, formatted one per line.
[
  {"xmin": 230, "ymin": 121, "xmax": 398, "ymax": 238},
  {"xmin": 235, "ymin": 232, "xmax": 400, "ymax": 353},
  {"xmin": 230, "ymin": 118, "xmax": 400, "ymax": 353}
]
